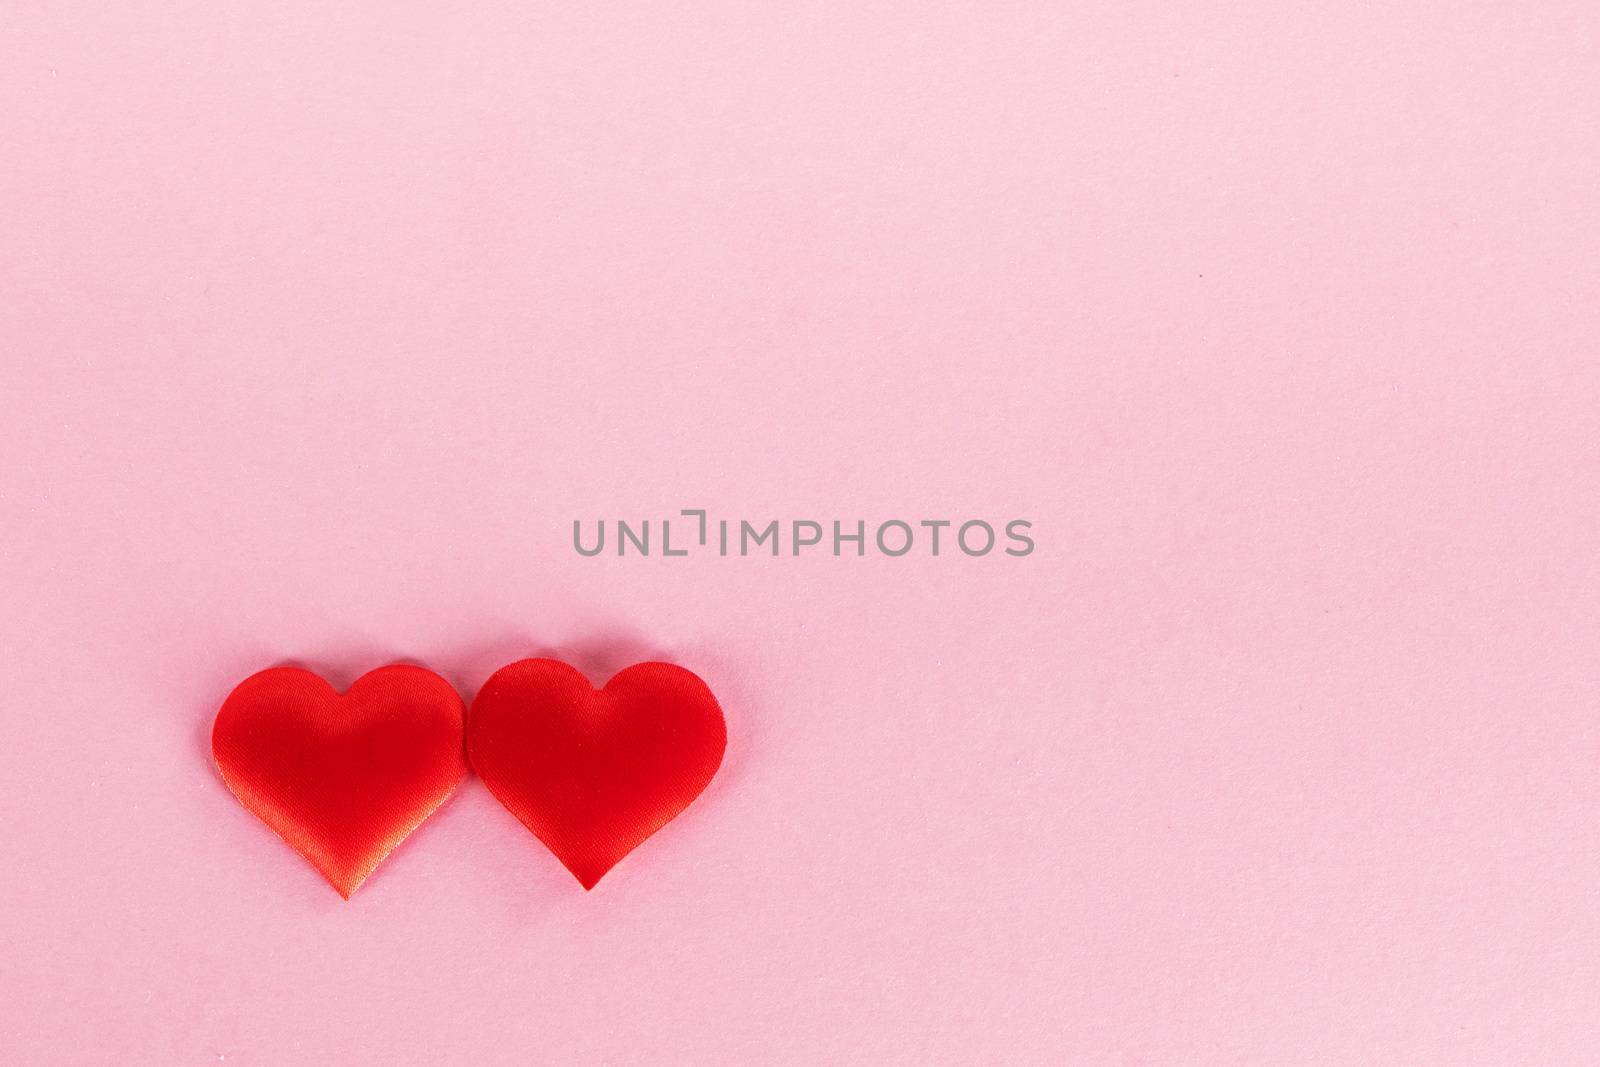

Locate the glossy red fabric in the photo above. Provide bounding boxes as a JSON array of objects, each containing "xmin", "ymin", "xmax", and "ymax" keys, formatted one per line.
[
  {"xmin": 211, "ymin": 665, "xmax": 467, "ymax": 898},
  {"xmin": 467, "ymin": 659, "xmax": 726, "ymax": 889}
]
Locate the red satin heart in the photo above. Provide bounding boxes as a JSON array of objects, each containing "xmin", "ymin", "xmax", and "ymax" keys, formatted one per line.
[
  {"xmin": 467, "ymin": 658, "xmax": 726, "ymax": 889},
  {"xmin": 211, "ymin": 664, "xmax": 467, "ymax": 898}
]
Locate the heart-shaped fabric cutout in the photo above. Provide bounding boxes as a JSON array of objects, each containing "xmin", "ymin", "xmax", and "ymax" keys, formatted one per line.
[
  {"xmin": 467, "ymin": 658, "xmax": 726, "ymax": 889},
  {"xmin": 212, "ymin": 664, "xmax": 467, "ymax": 898}
]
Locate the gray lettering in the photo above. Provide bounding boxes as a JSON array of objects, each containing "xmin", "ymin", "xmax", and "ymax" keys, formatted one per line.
[
  {"xmin": 833, "ymin": 520, "xmax": 865, "ymax": 556},
  {"xmin": 876, "ymin": 519, "xmax": 913, "ymax": 556},
  {"xmin": 682, "ymin": 508, "xmax": 708, "ymax": 545},
  {"xmin": 958, "ymin": 519, "xmax": 995, "ymax": 556},
  {"xmin": 662, "ymin": 520, "xmax": 688, "ymax": 556},
  {"xmin": 618, "ymin": 519, "xmax": 649, "ymax": 556},
  {"xmin": 741, "ymin": 520, "xmax": 779, "ymax": 556},
  {"xmin": 792, "ymin": 520, "xmax": 823, "ymax": 555},
  {"xmin": 573, "ymin": 519, "xmax": 605, "ymax": 557},
  {"xmin": 1005, "ymin": 519, "xmax": 1035, "ymax": 557},
  {"xmin": 920, "ymin": 519, "xmax": 950, "ymax": 556}
]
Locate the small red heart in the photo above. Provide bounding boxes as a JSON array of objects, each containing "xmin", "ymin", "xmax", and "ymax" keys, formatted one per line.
[
  {"xmin": 211, "ymin": 664, "xmax": 467, "ymax": 898},
  {"xmin": 467, "ymin": 659, "xmax": 726, "ymax": 889}
]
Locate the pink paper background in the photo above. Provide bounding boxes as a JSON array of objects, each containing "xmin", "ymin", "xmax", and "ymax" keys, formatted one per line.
[{"xmin": 3, "ymin": 4, "xmax": 1598, "ymax": 1064}]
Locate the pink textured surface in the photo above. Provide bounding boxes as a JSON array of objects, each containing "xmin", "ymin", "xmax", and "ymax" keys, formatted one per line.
[{"xmin": 2, "ymin": 4, "xmax": 1598, "ymax": 1064}]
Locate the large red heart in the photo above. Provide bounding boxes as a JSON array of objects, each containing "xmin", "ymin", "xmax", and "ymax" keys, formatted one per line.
[
  {"xmin": 467, "ymin": 658, "xmax": 726, "ymax": 889},
  {"xmin": 211, "ymin": 664, "xmax": 467, "ymax": 898}
]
